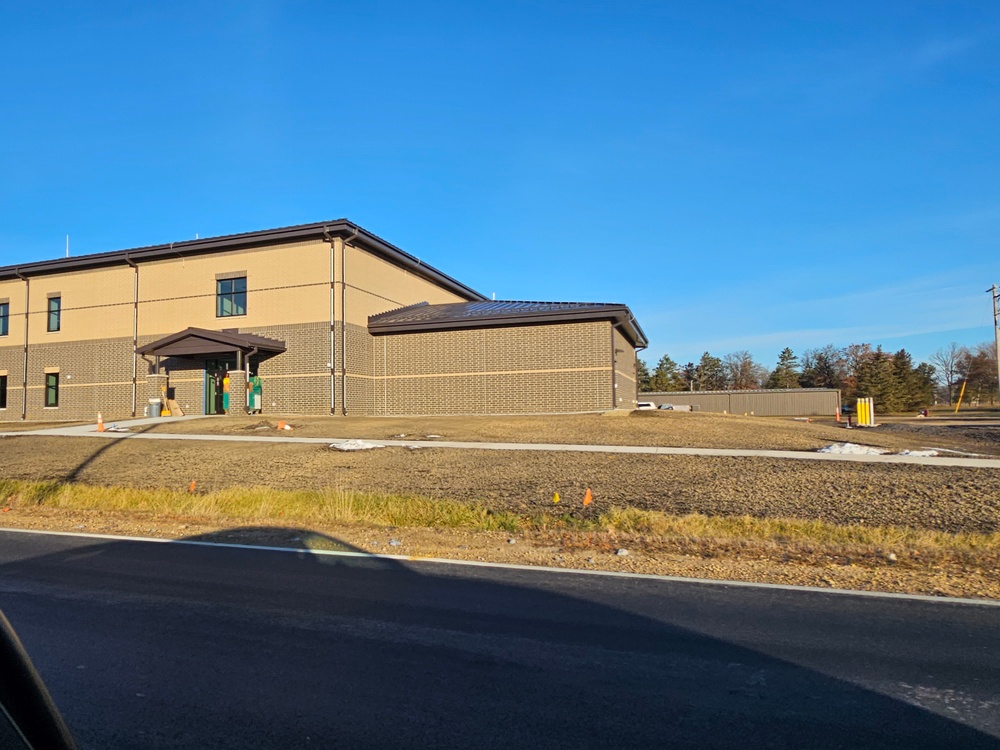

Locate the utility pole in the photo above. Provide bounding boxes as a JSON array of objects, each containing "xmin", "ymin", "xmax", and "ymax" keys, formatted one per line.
[{"xmin": 989, "ymin": 285, "xmax": 1000, "ymax": 405}]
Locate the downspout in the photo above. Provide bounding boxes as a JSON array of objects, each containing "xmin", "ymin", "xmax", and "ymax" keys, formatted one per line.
[
  {"xmin": 14, "ymin": 270, "xmax": 28, "ymax": 420},
  {"xmin": 610, "ymin": 324, "xmax": 617, "ymax": 410},
  {"xmin": 340, "ymin": 227, "xmax": 357, "ymax": 416},
  {"xmin": 245, "ymin": 346, "xmax": 258, "ymax": 414},
  {"xmin": 321, "ymin": 225, "xmax": 357, "ymax": 416},
  {"xmin": 323, "ymin": 229, "xmax": 336, "ymax": 415},
  {"xmin": 125, "ymin": 254, "xmax": 139, "ymax": 417}
]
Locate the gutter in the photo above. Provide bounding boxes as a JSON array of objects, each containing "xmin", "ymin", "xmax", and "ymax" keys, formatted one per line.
[
  {"xmin": 0, "ymin": 220, "xmax": 486, "ymax": 302},
  {"xmin": 13, "ymin": 270, "xmax": 28, "ymax": 420}
]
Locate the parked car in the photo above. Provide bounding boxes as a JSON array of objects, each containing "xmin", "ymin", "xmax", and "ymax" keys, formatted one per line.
[{"xmin": 636, "ymin": 402, "xmax": 657, "ymax": 410}]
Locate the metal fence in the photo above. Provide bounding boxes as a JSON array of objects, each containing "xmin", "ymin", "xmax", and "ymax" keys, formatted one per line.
[{"xmin": 638, "ymin": 388, "xmax": 840, "ymax": 416}]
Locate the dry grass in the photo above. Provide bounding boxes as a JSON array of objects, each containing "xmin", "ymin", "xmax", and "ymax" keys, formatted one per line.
[{"xmin": 3, "ymin": 479, "xmax": 998, "ymax": 559}]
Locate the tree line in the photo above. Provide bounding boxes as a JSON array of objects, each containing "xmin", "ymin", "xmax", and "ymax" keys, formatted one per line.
[{"xmin": 638, "ymin": 340, "xmax": 1000, "ymax": 411}]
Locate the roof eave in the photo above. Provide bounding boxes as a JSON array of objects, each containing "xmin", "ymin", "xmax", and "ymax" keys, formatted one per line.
[
  {"xmin": 0, "ymin": 220, "xmax": 486, "ymax": 302},
  {"xmin": 370, "ymin": 306, "xmax": 648, "ymax": 349}
]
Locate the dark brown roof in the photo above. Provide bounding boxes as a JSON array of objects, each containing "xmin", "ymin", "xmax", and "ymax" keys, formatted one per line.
[
  {"xmin": 368, "ymin": 300, "xmax": 648, "ymax": 348},
  {"xmin": 0, "ymin": 219, "xmax": 484, "ymax": 302},
  {"xmin": 136, "ymin": 327, "xmax": 286, "ymax": 357}
]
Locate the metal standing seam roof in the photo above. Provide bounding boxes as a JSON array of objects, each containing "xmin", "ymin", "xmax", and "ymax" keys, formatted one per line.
[
  {"xmin": 0, "ymin": 219, "xmax": 485, "ymax": 302},
  {"xmin": 368, "ymin": 300, "xmax": 648, "ymax": 348},
  {"xmin": 136, "ymin": 327, "xmax": 287, "ymax": 357}
]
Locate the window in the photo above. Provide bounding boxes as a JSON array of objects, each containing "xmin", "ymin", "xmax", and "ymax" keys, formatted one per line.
[
  {"xmin": 0, "ymin": 375, "xmax": 6, "ymax": 409},
  {"xmin": 0, "ymin": 302, "xmax": 8, "ymax": 336},
  {"xmin": 216, "ymin": 277, "xmax": 247, "ymax": 317},
  {"xmin": 47, "ymin": 297, "xmax": 61, "ymax": 332},
  {"xmin": 45, "ymin": 373, "xmax": 58, "ymax": 407}
]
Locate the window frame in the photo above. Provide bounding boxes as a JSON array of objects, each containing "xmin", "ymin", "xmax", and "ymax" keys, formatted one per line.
[
  {"xmin": 216, "ymin": 277, "xmax": 247, "ymax": 318},
  {"xmin": 0, "ymin": 374, "xmax": 6, "ymax": 410},
  {"xmin": 0, "ymin": 302, "xmax": 8, "ymax": 337},
  {"xmin": 47, "ymin": 297, "xmax": 61, "ymax": 333},
  {"xmin": 44, "ymin": 372, "xmax": 59, "ymax": 408}
]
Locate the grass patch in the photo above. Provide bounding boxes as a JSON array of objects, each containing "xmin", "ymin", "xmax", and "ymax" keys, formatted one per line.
[{"xmin": 2, "ymin": 479, "xmax": 998, "ymax": 557}]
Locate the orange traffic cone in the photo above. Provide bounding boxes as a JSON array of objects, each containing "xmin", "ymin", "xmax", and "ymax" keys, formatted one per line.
[
  {"xmin": 97, "ymin": 412, "xmax": 105, "ymax": 432},
  {"xmin": 583, "ymin": 488, "xmax": 593, "ymax": 507}
]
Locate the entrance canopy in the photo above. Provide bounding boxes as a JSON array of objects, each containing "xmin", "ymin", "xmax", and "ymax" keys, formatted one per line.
[{"xmin": 137, "ymin": 327, "xmax": 286, "ymax": 358}]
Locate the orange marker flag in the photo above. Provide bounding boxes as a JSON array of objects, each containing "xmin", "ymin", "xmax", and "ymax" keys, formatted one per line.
[
  {"xmin": 553, "ymin": 492, "xmax": 560, "ymax": 504},
  {"xmin": 189, "ymin": 481, "xmax": 197, "ymax": 493},
  {"xmin": 583, "ymin": 488, "xmax": 593, "ymax": 506}
]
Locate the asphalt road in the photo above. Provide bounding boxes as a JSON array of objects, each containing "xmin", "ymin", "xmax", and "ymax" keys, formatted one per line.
[{"xmin": 0, "ymin": 529, "xmax": 998, "ymax": 749}]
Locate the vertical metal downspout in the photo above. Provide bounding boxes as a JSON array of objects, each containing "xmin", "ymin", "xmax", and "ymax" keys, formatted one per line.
[
  {"xmin": 610, "ymin": 323, "xmax": 617, "ymax": 410},
  {"xmin": 125, "ymin": 255, "xmax": 138, "ymax": 417},
  {"xmin": 341, "ymin": 228, "xmax": 357, "ymax": 416},
  {"xmin": 328, "ymin": 235, "xmax": 335, "ymax": 414},
  {"xmin": 14, "ymin": 270, "xmax": 28, "ymax": 420}
]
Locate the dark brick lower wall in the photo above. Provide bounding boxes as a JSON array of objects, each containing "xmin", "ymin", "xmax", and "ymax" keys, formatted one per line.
[
  {"xmin": 1, "ymin": 337, "xmax": 136, "ymax": 422},
  {"xmin": 1, "ymin": 318, "xmax": 630, "ymax": 420}
]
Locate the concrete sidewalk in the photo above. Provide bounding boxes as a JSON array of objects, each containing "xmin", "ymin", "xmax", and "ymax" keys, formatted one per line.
[{"xmin": 4, "ymin": 416, "xmax": 1000, "ymax": 468}]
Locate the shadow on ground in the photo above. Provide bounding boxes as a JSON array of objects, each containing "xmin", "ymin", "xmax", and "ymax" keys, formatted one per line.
[{"xmin": 0, "ymin": 526, "xmax": 998, "ymax": 749}]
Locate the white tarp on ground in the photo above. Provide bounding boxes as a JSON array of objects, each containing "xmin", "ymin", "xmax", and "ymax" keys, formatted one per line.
[
  {"xmin": 818, "ymin": 443, "xmax": 889, "ymax": 455},
  {"xmin": 330, "ymin": 439, "xmax": 385, "ymax": 451},
  {"xmin": 818, "ymin": 443, "xmax": 940, "ymax": 457}
]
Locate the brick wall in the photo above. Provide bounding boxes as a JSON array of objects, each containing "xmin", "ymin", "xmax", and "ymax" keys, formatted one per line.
[
  {"xmin": 371, "ymin": 321, "xmax": 614, "ymax": 415},
  {"xmin": 0, "ymin": 344, "xmax": 24, "ymax": 420},
  {"xmin": 248, "ymin": 322, "xmax": 331, "ymax": 415},
  {"xmin": 15, "ymin": 337, "xmax": 137, "ymax": 422},
  {"xmin": 0, "ymin": 234, "xmax": 637, "ymax": 420},
  {"xmin": 612, "ymin": 326, "xmax": 638, "ymax": 409}
]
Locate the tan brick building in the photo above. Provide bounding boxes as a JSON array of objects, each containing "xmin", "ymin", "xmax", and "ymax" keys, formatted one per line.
[{"xmin": 0, "ymin": 220, "xmax": 646, "ymax": 421}]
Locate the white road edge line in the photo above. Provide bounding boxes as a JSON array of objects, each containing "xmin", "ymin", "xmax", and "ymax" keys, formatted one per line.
[{"xmin": 3, "ymin": 526, "xmax": 998, "ymax": 608}]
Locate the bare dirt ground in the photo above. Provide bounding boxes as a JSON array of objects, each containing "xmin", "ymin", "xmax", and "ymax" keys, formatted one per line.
[
  {"xmin": 0, "ymin": 434, "xmax": 997, "ymax": 534},
  {"xmin": 0, "ymin": 421, "xmax": 84, "ymax": 432},
  {"xmin": 144, "ymin": 410, "xmax": 1000, "ymax": 455},
  {"xmin": 2, "ymin": 412, "xmax": 999, "ymax": 599}
]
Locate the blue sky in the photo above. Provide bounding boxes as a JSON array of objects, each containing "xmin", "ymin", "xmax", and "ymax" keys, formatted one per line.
[{"xmin": 1, "ymin": 1, "xmax": 998, "ymax": 371}]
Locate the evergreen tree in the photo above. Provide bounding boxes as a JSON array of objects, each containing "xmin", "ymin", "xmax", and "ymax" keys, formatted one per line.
[
  {"xmin": 695, "ymin": 352, "xmax": 727, "ymax": 391},
  {"xmin": 766, "ymin": 348, "xmax": 801, "ymax": 389},
  {"xmin": 648, "ymin": 354, "xmax": 685, "ymax": 391},
  {"xmin": 799, "ymin": 345, "xmax": 846, "ymax": 390},
  {"xmin": 636, "ymin": 359, "xmax": 652, "ymax": 393},
  {"xmin": 911, "ymin": 362, "xmax": 937, "ymax": 409},
  {"xmin": 681, "ymin": 362, "xmax": 697, "ymax": 391},
  {"xmin": 855, "ymin": 346, "xmax": 900, "ymax": 411},
  {"xmin": 891, "ymin": 349, "xmax": 930, "ymax": 411}
]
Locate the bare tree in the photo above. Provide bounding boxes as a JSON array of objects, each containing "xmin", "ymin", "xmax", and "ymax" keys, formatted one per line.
[
  {"xmin": 723, "ymin": 350, "xmax": 768, "ymax": 390},
  {"xmin": 929, "ymin": 342, "xmax": 966, "ymax": 404}
]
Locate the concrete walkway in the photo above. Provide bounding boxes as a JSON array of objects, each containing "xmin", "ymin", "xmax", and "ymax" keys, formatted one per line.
[{"xmin": 4, "ymin": 415, "xmax": 1000, "ymax": 468}]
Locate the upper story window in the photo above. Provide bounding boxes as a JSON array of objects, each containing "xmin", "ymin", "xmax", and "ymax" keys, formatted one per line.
[
  {"xmin": 47, "ymin": 296, "xmax": 61, "ymax": 332},
  {"xmin": 216, "ymin": 277, "xmax": 247, "ymax": 317},
  {"xmin": 0, "ymin": 302, "xmax": 8, "ymax": 336}
]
